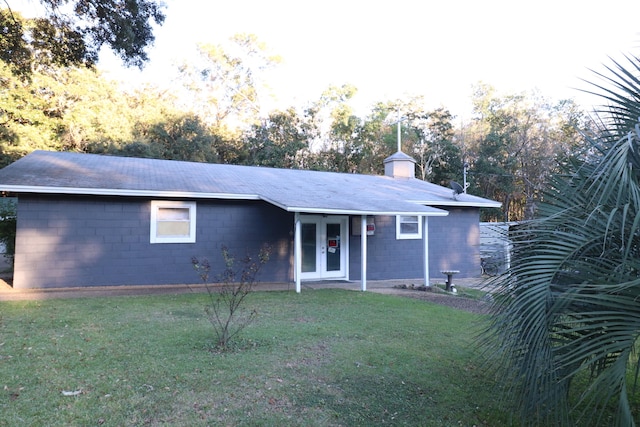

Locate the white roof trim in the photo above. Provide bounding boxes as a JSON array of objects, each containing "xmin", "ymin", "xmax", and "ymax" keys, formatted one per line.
[
  {"xmin": 0, "ymin": 185, "xmax": 261, "ymax": 201},
  {"xmin": 283, "ymin": 206, "xmax": 449, "ymax": 216},
  {"xmin": 410, "ymin": 199, "xmax": 502, "ymax": 208}
]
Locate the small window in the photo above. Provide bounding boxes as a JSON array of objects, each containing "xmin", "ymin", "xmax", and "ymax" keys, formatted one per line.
[
  {"xmin": 396, "ymin": 215, "xmax": 422, "ymax": 240},
  {"xmin": 150, "ymin": 201, "xmax": 196, "ymax": 243}
]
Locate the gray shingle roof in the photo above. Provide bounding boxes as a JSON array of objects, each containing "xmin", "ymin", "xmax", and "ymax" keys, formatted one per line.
[{"xmin": 0, "ymin": 151, "xmax": 500, "ymax": 215}]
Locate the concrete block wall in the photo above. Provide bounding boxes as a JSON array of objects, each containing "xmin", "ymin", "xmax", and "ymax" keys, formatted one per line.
[
  {"xmin": 12, "ymin": 194, "xmax": 481, "ymax": 289},
  {"xmin": 13, "ymin": 195, "xmax": 294, "ymax": 289},
  {"xmin": 349, "ymin": 215, "xmax": 422, "ymax": 280},
  {"xmin": 349, "ymin": 208, "xmax": 481, "ymax": 281},
  {"xmin": 428, "ymin": 208, "xmax": 481, "ymax": 278}
]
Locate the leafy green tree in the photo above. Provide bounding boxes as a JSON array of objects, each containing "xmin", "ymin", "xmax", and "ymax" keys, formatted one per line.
[
  {"xmin": 0, "ymin": 60, "xmax": 166, "ymax": 163},
  {"xmin": 1, "ymin": 1, "xmax": 164, "ymax": 78},
  {"xmin": 301, "ymin": 84, "xmax": 364, "ymax": 172},
  {"xmin": 482, "ymin": 55, "xmax": 640, "ymax": 426},
  {"xmin": 178, "ymin": 34, "xmax": 281, "ymax": 129},
  {"xmin": 244, "ymin": 108, "xmax": 309, "ymax": 168},
  {"xmin": 352, "ymin": 102, "xmax": 397, "ymax": 175},
  {"xmin": 465, "ymin": 84, "xmax": 585, "ymax": 221},
  {"xmin": 87, "ymin": 106, "xmax": 228, "ymax": 164},
  {"xmin": 0, "ymin": 61, "xmax": 64, "ymax": 165},
  {"xmin": 137, "ymin": 113, "xmax": 219, "ymax": 163},
  {"xmin": 0, "ymin": 56, "xmax": 221, "ymax": 165},
  {"xmin": 396, "ymin": 99, "xmax": 460, "ymax": 186},
  {"xmin": 90, "ymin": 84, "xmax": 194, "ymax": 159},
  {"xmin": 57, "ymin": 68, "xmax": 148, "ymax": 151},
  {"xmin": 301, "ymin": 93, "xmax": 461, "ymax": 179},
  {"xmin": 173, "ymin": 34, "xmax": 282, "ymax": 164}
]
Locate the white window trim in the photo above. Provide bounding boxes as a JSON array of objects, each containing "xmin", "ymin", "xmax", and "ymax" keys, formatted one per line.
[
  {"xmin": 396, "ymin": 215, "xmax": 422, "ymax": 240},
  {"xmin": 150, "ymin": 201, "xmax": 197, "ymax": 244}
]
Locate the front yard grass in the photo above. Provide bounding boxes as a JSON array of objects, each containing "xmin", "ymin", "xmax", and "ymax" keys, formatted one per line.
[{"xmin": 0, "ymin": 289, "xmax": 510, "ymax": 426}]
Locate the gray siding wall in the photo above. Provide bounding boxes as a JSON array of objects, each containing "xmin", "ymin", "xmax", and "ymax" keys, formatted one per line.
[
  {"xmin": 14, "ymin": 195, "xmax": 294, "ymax": 289},
  {"xmin": 348, "ymin": 208, "xmax": 480, "ymax": 281},
  {"xmin": 428, "ymin": 208, "xmax": 481, "ymax": 278},
  {"xmin": 13, "ymin": 195, "xmax": 481, "ymax": 289}
]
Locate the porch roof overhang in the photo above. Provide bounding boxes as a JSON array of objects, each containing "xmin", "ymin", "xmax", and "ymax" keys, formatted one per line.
[
  {"xmin": 261, "ymin": 195, "xmax": 449, "ymax": 217},
  {"xmin": 405, "ymin": 190, "xmax": 502, "ymax": 209},
  {"xmin": 412, "ymin": 199, "xmax": 502, "ymax": 209}
]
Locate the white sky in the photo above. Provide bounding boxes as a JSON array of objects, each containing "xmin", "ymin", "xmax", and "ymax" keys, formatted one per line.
[{"xmin": 22, "ymin": 0, "xmax": 640, "ymax": 119}]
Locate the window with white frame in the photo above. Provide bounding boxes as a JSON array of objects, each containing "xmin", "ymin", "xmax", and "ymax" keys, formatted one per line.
[
  {"xmin": 396, "ymin": 215, "xmax": 422, "ymax": 239},
  {"xmin": 150, "ymin": 201, "xmax": 196, "ymax": 243}
]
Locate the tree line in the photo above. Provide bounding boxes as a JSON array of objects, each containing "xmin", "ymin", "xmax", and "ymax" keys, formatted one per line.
[{"xmin": 1, "ymin": 8, "xmax": 591, "ymax": 222}]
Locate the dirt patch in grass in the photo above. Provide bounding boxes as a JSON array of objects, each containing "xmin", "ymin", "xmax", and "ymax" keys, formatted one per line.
[{"xmin": 371, "ymin": 287, "xmax": 491, "ymax": 314}]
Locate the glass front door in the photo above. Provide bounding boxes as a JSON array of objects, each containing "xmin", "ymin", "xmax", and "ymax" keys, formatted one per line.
[
  {"xmin": 299, "ymin": 216, "xmax": 348, "ymax": 280},
  {"xmin": 301, "ymin": 223, "xmax": 317, "ymax": 273}
]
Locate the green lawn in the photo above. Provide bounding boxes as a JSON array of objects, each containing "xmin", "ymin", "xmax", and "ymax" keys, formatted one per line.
[{"xmin": 0, "ymin": 289, "xmax": 511, "ymax": 426}]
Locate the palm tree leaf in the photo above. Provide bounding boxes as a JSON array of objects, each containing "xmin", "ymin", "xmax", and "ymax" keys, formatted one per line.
[{"xmin": 481, "ymin": 56, "xmax": 640, "ymax": 425}]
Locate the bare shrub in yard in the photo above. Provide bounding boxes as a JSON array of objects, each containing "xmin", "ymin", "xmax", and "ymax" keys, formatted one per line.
[{"xmin": 192, "ymin": 244, "xmax": 271, "ymax": 350}]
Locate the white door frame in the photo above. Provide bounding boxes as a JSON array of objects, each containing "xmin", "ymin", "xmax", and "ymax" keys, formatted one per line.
[{"xmin": 298, "ymin": 215, "xmax": 349, "ymax": 281}]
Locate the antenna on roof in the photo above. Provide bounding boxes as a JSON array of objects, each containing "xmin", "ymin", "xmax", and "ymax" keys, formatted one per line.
[
  {"xmin": 463, "ymin": 161, "xmax": 469, "ymax": 194},
  {"xmin": 450, "ymin": 180, "xmax": 464, "ymax": 200}
]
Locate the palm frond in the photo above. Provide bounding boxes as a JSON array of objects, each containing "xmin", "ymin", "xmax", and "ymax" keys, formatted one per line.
[{"xmin": 481, "ymin": 64, "xmax": 640, "ymax": 425}]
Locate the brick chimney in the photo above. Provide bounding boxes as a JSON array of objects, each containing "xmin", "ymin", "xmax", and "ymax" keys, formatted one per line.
[{"xmin": 383, "ymin": 151, "xmax": 416, "ymax": 178}]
